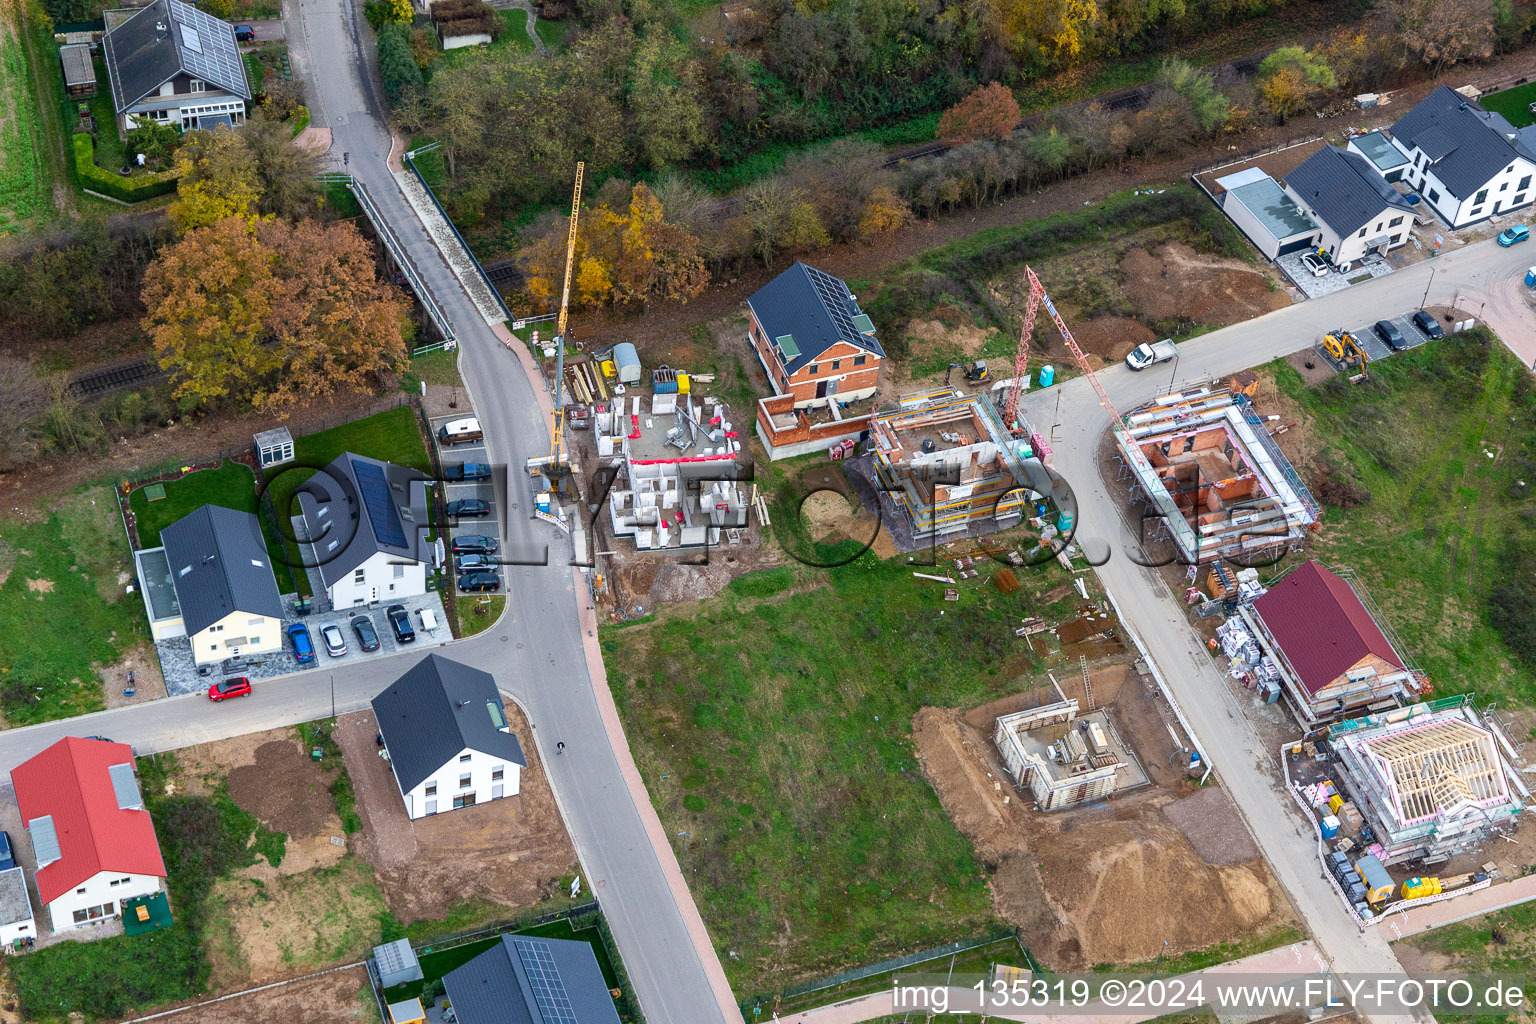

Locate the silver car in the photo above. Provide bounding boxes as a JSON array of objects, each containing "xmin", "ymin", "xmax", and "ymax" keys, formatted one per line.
[
  {"xmin": 320, "ymin": 622, "xmax": 347, "ymax": 657},
  {"xmin": 1300, "ymin": 252, "xmax": 1328, "ymax": 278}
]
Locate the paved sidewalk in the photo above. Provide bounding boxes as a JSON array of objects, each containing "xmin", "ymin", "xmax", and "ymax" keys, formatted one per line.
[{"xmin": 1379, "ymin": 873, "xmax": 1536, "ymax": 941}]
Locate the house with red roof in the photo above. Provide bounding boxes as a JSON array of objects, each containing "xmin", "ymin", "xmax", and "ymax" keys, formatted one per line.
[
  {"xmin": 1239, "ymin": 561, "xmax": 1416, "ymax": 725},
  {"xmin": 10, "ymin": 737, "xmax": 166, "ymax": 932}
]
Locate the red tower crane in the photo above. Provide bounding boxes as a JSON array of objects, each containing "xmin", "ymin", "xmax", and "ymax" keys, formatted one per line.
[{"xmin": 1001, "ymin": 265, "xmax": 1127, "ymax": 437}]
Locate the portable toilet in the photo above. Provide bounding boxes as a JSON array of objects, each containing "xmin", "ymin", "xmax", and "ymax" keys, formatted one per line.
[
  {"xmin": 613, "ymin": 342, "xmax": 642, "ymax": 385},
  {"xmin": 1038, "ymin": 364, "xmax": 1056, "ymax": 387},
  {"xmin": 1320, "ymin": 814, "xmax": 1340, "ymax": 839},
  {"xmin": 1355, "ymin": 854, "xmax": 1394, "ymax": 905},
  {"xmin": 1526, "ymin": 266, "xmax": 1536, "ymax": 288}
]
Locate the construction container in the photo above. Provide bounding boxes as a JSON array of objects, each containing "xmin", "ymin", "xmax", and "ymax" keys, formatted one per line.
[
  {"xmin": 1038, "ymin": 365, "xmax": 1056, "ymax": 387},
  {"xmin": 1355, "ymin": 855, "xmax": 1394, "ymax": 905},
  {"xmin": 613, "ymin": 342, "xmax": 641, "ymax": 385},
  {"xmin": 1400, "ymin": 877, "xmax": 1442, "ymax": 900},
  {"xmin": 653, "ymin": 366, "xmax": 679, "ymax": 394},
  {"xmin": 678, "ymin": 373, "xmax": 691, "ymax": 394},
  {"xmin": 1320, "ymin": 814, "xmax": 1340, "ymax": 839}
]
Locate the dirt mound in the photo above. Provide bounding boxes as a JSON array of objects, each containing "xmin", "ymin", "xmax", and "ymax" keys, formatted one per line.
[
  {"xmin": 228, "ymin": 740, "xmax": 339, "ymax": 837},
  {"xmin": 1162, "ymin": 785, "xmax": 1260, "ymax": 866},
  {"xmin": 1070, "ymin": 317, "xmax": 1154, "ymax": 360},
  {"xmin": 907, "ymin": 318, "xmax": 991, "ymax": 357},
  {"xmin": 913, "ymin": 705, "xmax": 1284, "ymax": 969},
  {"xmin": 1120, "ymin": 242, "xmax": 1288, "ymax": 326}
]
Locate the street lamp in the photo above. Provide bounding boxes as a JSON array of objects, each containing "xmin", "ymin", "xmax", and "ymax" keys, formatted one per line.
[
  {"xmin": 330, "ymin": 671, "xmax": 335, "ymax": 719},
  {"xmin": 1420, "ymin": 265, "xmax": 1436, "ymax": 312},
  {"xmin": 1167, "ymin": 352, "xmax": 1181, "ymax": 393}
]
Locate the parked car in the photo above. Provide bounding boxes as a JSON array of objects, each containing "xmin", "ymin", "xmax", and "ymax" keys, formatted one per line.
[
  {"xmin": 320, "ymin": 622, "xmax": 347, "ymax": 657},
  {"xmin": 452, "ymin": 534, "xmax": 498, "ymax": 555},
  {"xmin": 443, "ymin": 462, "xmax": 491, "ymax": 481},
  {"xmin": 209, "ymin": 676, "xmax": 253, "ymax": 701},
  {"xmin": 350, "ymin": 615, "xmax": 380, "ymax": 652},
  {"xmin": 1412, "ymin": 309, "xmax": 1444, "ymax": 340},
  {"xmin": 1498, "ymin": 224, "xmax": 1530, "ymax": 246},
  {"xmin": 386, "ymin": 604, "xmax": 415, "ymax": 644},
  {"xmin": 437, "ymin": 417, "xmax": 483, "ymax": 446},
  {"xmin": 1373, "ymin": 319, "xmax": 1407, "ymax": 351},
  {"xmin": 455, "ymin": 553, "xmax": 496, "ymax": 572},
  {"xmin": 287, "ymin": 622, "xmax": 316, "ymax": 664},
  {"xmin": 0, "ymin": 831, "xmax": 14, "ymax": 871},
  {"xmin": 234, "ymin": 24, "xmax": 256, "ymax": 41},
  {"xmin": 458, "ymin": 571, "xmax": 502, "ymax": 593},
  {"xmin": 1299, "ymin": 252, "xmax": 1329, "ymax": 277},
  {"xmin": 446, "ymin": 498, "xmax": 492, "ymax": 518}
]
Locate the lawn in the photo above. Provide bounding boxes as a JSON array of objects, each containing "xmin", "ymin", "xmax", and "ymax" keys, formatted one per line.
[
  {"xmin": 128, "ymin": 459, "xmax": 299, "ymax": 594},
  {"xmin": 382, "ymin": 915, "xmax": 619, "ymax": 1004},
  {"xmin": 0, "ymin": 8, "xmax": 52, "ymax": 234},
  {"xmin": 533, "ymin": 16, "xmax": 569, "ymax": 51},
  {"xmin": 0, "ymin": 491, "xmax": 145, "ymax": 724},
  {"xmin": 601, "ymin": 526, "xmax": 1085, "ymax": 997},
  {"xmin": 1271, "ymin": 329, "xmax": 1536, "ymax": 707},
  {"xmin": 457, "ymin": 593, "xmax": 504, "ymax": 636},
  {"xmin": 262, "ymin": 404, "xmax": 432, "ymax": 596},
  {"xmin": 401, "ymin": 346, "xmax": 464, "ymax": 389},
  {"xmin": 1479, "ymin": 81, "xmax": 1536, "ymax": 129},
  {"xmin": 1398, "ymin": 900, "xmax": 1536, "ymax": 1019},
  {"xmin": 435, "ymin": 11, "xmax": 536, "ymax": 73}
]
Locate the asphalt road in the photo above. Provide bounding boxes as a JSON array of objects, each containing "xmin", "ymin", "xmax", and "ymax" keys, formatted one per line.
[{"xmin": 1019, "ymin": 235, "xmax": 1536, "ymax": 1024}]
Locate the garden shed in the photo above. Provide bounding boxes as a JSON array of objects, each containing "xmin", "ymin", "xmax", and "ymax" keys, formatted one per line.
[
  {"xmin": 254, "ymin": 426, "xmax": 295, "ymax": 468},
  {"xmin": 374, "ymin": 938, "xmax": 423, "ymax": 989}
]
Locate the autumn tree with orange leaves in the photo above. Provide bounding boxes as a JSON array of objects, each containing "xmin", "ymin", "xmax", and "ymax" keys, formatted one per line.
[
  {"xmin": 937, "ymin": 82, "xmax": 1023, "ymax": 146},
  {"xmin": 142, "ymin": 217, "xmax": 408, "ymax": 411}
]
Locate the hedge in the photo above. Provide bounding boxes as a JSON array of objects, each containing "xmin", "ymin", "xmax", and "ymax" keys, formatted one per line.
[{"xmin": 72, "ymin": 132, "xmax": 178, "ymax": 203}]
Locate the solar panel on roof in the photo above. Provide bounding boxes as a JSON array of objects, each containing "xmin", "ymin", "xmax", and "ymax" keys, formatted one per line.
[
  {"xmin": 180, "ymin": 23, "xmax": 201, "ymax": 51},
  {"xmin": 109, "ymin": 763, "xmax": 144, "ymax": 810},
  {"xmin": 29, "ymin": 816, "xmax": 61, "ymax": 867},
  {"xmin": 169, "ymin": 0, "xmax": 247, "ymax": 98},
  {"xmin": 513, "ymin": 939, "xmax": 578, "ymax": 1024},
  {"xmin": 352, "ymin": 459, "xmax": 408, "ymax": 548},
  {"xmin": 805, "ymin": 265, "xmax": 863, "ymax": 342}
]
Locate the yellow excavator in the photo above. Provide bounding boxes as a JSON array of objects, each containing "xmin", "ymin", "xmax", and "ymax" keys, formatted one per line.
[{"xmin": 1321, "ymin": 329, "xmax": 1370, "ymax": 373}]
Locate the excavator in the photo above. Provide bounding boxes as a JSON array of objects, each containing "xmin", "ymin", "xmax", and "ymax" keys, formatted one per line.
[
  {"xmin": 1321, "ymin": 329, "xmax": 1370, "ymax": 374},
  {"xmin": 945, "ymin": 360, "xmax": 990, "ymax": 386}
]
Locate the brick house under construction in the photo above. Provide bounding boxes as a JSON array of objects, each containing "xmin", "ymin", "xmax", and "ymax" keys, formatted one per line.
[{"xmin": 746, "ymin": 263, "xmax": 884, "ymax": 409}]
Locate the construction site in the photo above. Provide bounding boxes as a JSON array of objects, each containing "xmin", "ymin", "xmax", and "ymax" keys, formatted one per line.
[
  {"xmin": 1112, "ymin": 381, "xmax": 1321, "ymax": 564},
  {"xmin": 1287, "ymin": 695, "xmax": 1530, "ymax": 925}
]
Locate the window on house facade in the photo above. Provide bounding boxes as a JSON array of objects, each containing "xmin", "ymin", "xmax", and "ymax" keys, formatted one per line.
[
  {"xmin": 459, "ymin": 774, "xmax": 472, "ymax": 789},
  {"xmin": 459, "ymin": 753, "xmax": 471, "ymax": 762},
  {"xmin": 393, "ymin": 564, "xmax": 405, "ymax": 578},
  {"xmin": 1518, "ymin": 194, "xmax": 1528, "ymax": 206},
  {"xmin": 353, "ymin": 569, "xmax": 365, "ymax": 584},
  {"xmin": 831, "ymin": 360, "xmax": 840, "ymax": 370},
  {"xmin": 1521, "ymin": 175, "xmax": 1533, "ymax": 191},
  {"xmin": 425, "ymin": 783, "xmax": 436, "ymax": 796},
  {"xmin": 1476, "ymin": 189, "xmax": 1489, "ymax": 205},
  {"xmin": 189, "ymin": 78, "xmax": 204, "ymax": 93},
  {"xmin": 854, "ymin": 355, "xmax": 866, "ymax": 366},
  {"xmin": 1501, "ymin": 181, "xmax": 1510, "ymax": 191},
  {"xmin": 491, "ymin": 767, "xmax": 504, "ymax": 781},
  {"xmin": 1428, "ymin": 188, "xmax": 1440, "ymax": 202},
  {"xmin": 76, "ymin": 887, "xmax": 87, "ymax": 895},
  {"xmin": 808, "ymin": 363, "xmax": 818, "ymax": 374},
  {"xmin": 1389, "ymin": 216, "xmax": 1403, "ymax": 227},
  {"xmin": 1357, "ymin": 227, "xmax": 1366, "ymax": 238}
]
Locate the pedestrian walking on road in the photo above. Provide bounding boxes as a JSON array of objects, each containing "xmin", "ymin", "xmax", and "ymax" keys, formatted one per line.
[{"xmin": 557, "ymin": 742, "xmax": 565, "ymax": 754}]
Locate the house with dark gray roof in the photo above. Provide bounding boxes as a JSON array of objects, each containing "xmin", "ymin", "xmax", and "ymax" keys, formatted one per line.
[
  {"xmin": 159, "ymin": 504, "xmax": 285, "ymax": 665},
  {"xmin": 102, "ymin": 0, "xmax": 251, "ymax": 133},
  {"xmin": 372, "ymin": 655, "xmax": 527, "ymax": 820},
  {"xmin": 444, "ymin": 934, "xmax": 622, "ymax": 1024},
  {"xmin": 1386, "ymin": 85, "xmax": 1536, "ymax": 228},
  {"xmin": 295, "ymin": 452, "xmax": 433, "ymax": 610},
  {"xmin": 1281, "ymin": 145, "xmax": 1417, "ymax": 266},
  {"xmin": 1212, "ymin": 166, "xmax": 1321, "ymax": 260},
  {"xmin": 746, "ymin": 262, "xmax": 885, "ymax": 410}
]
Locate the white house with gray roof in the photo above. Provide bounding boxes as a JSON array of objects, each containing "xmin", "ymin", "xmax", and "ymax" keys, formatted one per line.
[
  {"xmin": 445, "ymin": 934, "xmax": 622, "ymax": 1024},
  {"xmin": 102, "ymin": 0, "xmax": 251, "ymax": 132},
  {"xmin": 372, "ymin": 655, "xmax": 527, "ymax": 820},
  {"xmin": 1213, "ymin": 167, "xmax": 1321, "ymax": 260},
  {"xmin": 158, "ymin": 504, "xmax": 285, "ymax": 666},
  {"xmin": 296, "ymin": 452, "xmax": 433, "ymax": 609},
  {"xmin": 1281, "ymin": 145, "xmax": 1417, "ymax": 266},
  {"xmin": 1387, "ymin": 85, "xmax": 1536, "ymax": 228}
]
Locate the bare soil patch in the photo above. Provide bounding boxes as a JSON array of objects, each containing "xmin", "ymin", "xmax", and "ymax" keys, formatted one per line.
[
  {"xmin": 1070, "ymin": 317, "xmax": 1154, "ymax": 361},
  {"xmin": 229, "ymin": 739, "xmax": 343, "ymax": 838},
  {"xmin": 335, "ymin": 701, "xmax": 577, "ymax": 922},
  {"xmin": 1162, "ymin": 785, "xmax": 1260, "ymax": 866},
  {"xmin": 913, "ymin": 695, "xmax": 1292, "ymax": 969},
  {"xmin": 163, "ymin": 966, "xmax": 371, "ymax": 1024},
  {"xmin": 1119, "ymin": 242, "xmax": 1289, "ymax": 326},
  {"xmin": 101, "ymin": 643, "xmax": 168, "ymax": 709},
  {"xmin": 25, "ymin": 577, "xmax": 53, "ymax": 593}
]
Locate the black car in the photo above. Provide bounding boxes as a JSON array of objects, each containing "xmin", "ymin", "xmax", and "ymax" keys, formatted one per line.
[
  {"xmin": 443, "ymin": 462, "xmax": 491, "ymax": 481},
  {"xmin": 0, "ymin": 831, "xmax": 14, "ymax": 871},
  {"xmin": 1373, "ymin": 319, "xmax": 1407, "ymax": 351},
  {"xmin": 451, "ymin": 534, "xmax": 499, "ymax": 555},
  {"xmin": 1412, "ymin": 309, "xmax": 1444, "ymax": 340},
  {"xmin": 350, "ymin": 615, "xmax": 380, "ymax": 652},
  {"xmin": 446, "ymin": 498, "xmax": 492, "ymax": 518},
  {"xmin": 458, "ymin": 571, "xmax": 502, "ymax": 592},
  {"xmin": 386, "ymin": 604, "xmax": 415, "ymax": 643}
]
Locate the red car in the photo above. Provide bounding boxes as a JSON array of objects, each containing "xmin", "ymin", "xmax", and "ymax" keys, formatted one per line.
[{"xmin": 208, "ymin": 676, "xmax": 252, "ymax": 701}]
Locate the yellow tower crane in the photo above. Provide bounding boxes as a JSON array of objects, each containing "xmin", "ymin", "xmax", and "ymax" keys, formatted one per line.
[{"xmin": 527, "ymin": 162, "xmax": 584, "ymax": 478}]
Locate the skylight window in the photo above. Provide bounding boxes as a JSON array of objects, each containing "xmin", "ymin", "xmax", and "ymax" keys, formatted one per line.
[{"xmin": 180, "ymin": 24, "xmax": 202, "ymax": 52}]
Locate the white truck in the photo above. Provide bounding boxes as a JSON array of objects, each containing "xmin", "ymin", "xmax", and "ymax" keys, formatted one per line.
[{"xmin": 1124, "ymin": 339, "xmax": 1177, "ymax": 371}]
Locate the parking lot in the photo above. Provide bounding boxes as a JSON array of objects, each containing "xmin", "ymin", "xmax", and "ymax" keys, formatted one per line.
[
  {"xmin": 429, "ymin": 415, "xmax": 510, "ymax": 597},
  {"xmin": 1315, "ymin": 309, "xmax": 1447, "ymax": 371},
  {"xmin": 154, "ymin": 590, "xmax": 450, "ymax": 697}
]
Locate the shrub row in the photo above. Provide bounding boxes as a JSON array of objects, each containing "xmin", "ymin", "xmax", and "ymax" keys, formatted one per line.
[{"xmin": 72, "ymin": 132, "xmax": 178, "ymax": 202}]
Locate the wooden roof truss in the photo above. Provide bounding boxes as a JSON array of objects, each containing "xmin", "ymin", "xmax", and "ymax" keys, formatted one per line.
[{"xmin": 1367, "ymin": 721, "xmax": 1506, "ymax": 822}]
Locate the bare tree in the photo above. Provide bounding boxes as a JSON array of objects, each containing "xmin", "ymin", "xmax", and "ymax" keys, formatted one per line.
[
  {"xmin": 0, "ymin": 357, "xmax": 46, "ymax": 471},
  {"xmin": 1376, "ymin": 0, "xmax": 1495, "ymax": 73}
]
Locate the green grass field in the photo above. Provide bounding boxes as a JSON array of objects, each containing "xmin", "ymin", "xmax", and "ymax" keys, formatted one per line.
[
  {"xmin": 601, "ymin": 525, "xmax": 1086, "ymax": 997},
  {"xmin": 128, "ymin": 459, "xmax": 298, "ymax": 594},
  {"xmin": 0, "ymin": 491, "xmax": 145, "ymax": 724},
  {"xmin": 1479, "ymin": 82, "xmax": 1536, "ymax": 129},
  {"xmin": 1272, "ymin": 329, "xmax": 1536, "ymax": 706},
  {"xmin": 0, "ymin": 14, "xmax": 51, "ymax": 234}
]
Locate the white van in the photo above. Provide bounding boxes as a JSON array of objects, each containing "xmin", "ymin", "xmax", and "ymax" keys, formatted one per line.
[{"xmin": 437, "ymin": 417, "xmax": 483, "ymax": 446}]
